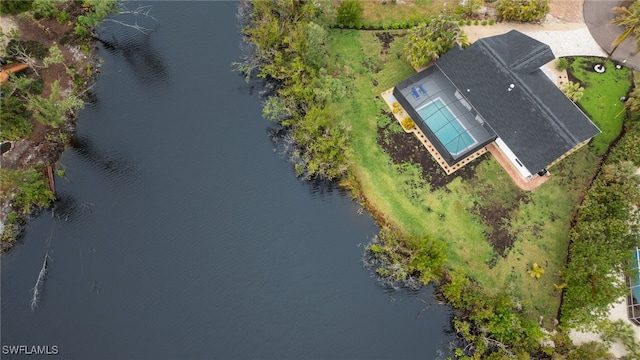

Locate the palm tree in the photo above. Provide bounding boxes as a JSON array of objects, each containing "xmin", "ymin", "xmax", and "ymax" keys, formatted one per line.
[
  {"xmin": 609, "ymin": 0, "xmax": 640, "ymax": 60},
  {"xmin": 596, "ymin": 1, "xmax": 640, "ymax": 72}
]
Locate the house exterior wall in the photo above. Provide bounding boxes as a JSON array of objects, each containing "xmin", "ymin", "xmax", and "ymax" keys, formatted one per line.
[{"xmin": 494, "ymin": 138, "xmax": 533, "ymax": 178}]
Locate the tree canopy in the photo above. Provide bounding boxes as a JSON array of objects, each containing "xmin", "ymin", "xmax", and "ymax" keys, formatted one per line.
[
  {"xmin": 611, "ymin": 0, "xmax": 640, "ymax": 52},
  {"xmin": 403, "ymin": 16, "xmax": 467, "ymax": 69}
]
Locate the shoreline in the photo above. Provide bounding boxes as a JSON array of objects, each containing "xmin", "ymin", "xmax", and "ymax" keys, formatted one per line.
[{"xmin": 0, "ymin": 12, "xmax": 103, "ymax": 253}]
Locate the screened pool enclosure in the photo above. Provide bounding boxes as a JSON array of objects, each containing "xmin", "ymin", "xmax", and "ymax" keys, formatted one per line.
[
  {"xmin": 628, "ymin": 247, "xmax": 640, "ymax": 326},
  {"xmin": 393, "ymin": 66, "xmax": 496, "ymax": 166}
]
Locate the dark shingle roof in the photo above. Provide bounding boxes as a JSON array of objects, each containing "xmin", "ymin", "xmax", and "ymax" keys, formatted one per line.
[{"xmin": 434, "ymin": 30, "xmax": 600, "ymax": 174}]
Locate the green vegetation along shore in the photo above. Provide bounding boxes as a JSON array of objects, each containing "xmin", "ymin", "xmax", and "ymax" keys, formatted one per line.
[
  {"xmin": 237, "ymin": 0, "xmax": 640, "ymax": 357},
  {"xmin": 0, "ymin": 0, "xmax": 153, "ymax": 252}
]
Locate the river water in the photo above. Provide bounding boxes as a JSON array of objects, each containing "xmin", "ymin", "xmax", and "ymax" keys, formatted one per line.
[{"xmin": 1, "ymin": 2, "xmax": 454, "ymax": 359}]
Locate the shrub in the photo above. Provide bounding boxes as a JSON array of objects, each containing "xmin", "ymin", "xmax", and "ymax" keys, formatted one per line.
[
  {"xmin": 336, "ymin": 0, "xmax": 363, "ymax": 26},
  {"xmin": 457, "ymin": 0, "xmax": 483, "ymax": 17},
  {"xmin": 401, "ymin": 117, "xmax": 415, "ymax": 130},
  {"xmin": 561, "ymin": 81, "xmax": 584, "ymax": 103},
  {"xmin": 556, "ymin": 57, "xmax": 569, "ymax": 71},
  {"xmin": 0, "ymin": 168, "xmax": 54, "ymax": 214},
  {"xmin": 496, "ymin": 0, "xmax": 550, "ymax": 22},
  {"xmin": 466, "ymin": 19, "xmax": 472, "ymax": 25},
  {"xmin": 31, "ymin": 0, "xmax": 59, "ymax": 19},
  {"xmin": 0, "ymin": 96, "xmax": 33, "ymax": 141},
  {"xmin": 489, "ymin": 19, "xmax": 495, "ymax": 25},
  {"xmin": 0, "ymin": 0, "xmax": 32, "ymax": 14},
  {"xmin": 481, "ymin": 20, "xmax": 488, "ymax": 25},
  {"xmin": 403, "ymin": 16, "xmax": 468, "ymax": 68},
  {"xmin": 474, "ymin": 19, "xmax": 479, "ymax": 25},
  {"xmin": 459, "ymin": 20, "xmax": 465, "ymax": 26},
  {"xmin": 7, "ymin": 39, "xmax": 49, "ymax": 59}
]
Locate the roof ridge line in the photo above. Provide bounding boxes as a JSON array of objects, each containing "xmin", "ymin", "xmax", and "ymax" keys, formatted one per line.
[
  {"xmin": 510, "ymin": 43, "xmax": 551, "ymax": 72},
  {"xmin": 476, "ymin": 40, "xmax": 580, "ymax": 146}
]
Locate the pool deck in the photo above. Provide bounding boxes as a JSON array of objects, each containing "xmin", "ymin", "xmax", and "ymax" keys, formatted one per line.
[{"xmin": 382, "ymin": 88, "xmax": 549, "ymax": 191}]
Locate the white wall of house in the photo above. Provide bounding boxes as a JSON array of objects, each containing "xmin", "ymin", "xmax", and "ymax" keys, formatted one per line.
[{"xmin": 494, "ymin": 138, "xmax": 533, "ymax": 178}]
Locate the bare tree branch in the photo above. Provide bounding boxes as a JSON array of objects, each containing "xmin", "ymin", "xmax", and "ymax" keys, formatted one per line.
[
  {"xmin": 117, "ymin": 4, "xmax": 158, "ymax": 22},
  {"xmin": 101, "ymin": 19, "xmax": 152, "ymax": 35},
  {"xmin": 30, "ymin": 252, "xmax": 52, "ymax": 311},
  {"xmin": 9, "ymin": 45, "xmax": 42, "ymax": 76},
  {"xmin": 100, "ymin": 4, "xmax": 158, "ymax": 35}
]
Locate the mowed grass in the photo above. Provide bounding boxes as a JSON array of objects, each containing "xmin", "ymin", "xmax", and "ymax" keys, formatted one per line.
[
  {"xmin": 327, "ymin": 30, "xmax": 604, "ymax": 325},
  {"xmin": 569, "ymin": 57, "xmax": 633, "ymax": 155}
]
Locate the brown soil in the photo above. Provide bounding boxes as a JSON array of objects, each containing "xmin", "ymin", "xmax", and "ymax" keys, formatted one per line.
[
  {"xmin": 1, "ymin": 12, "xmax": 98, "ymax": 252},
  {"xmin": 375, "ymin": 32, "xmax": 398, "ymax": 57},
  {"xmin": 472, "ymin": 202, "xmax": 516, "ymax": 259},
  {"xmin": 2, "ymin": 15, "xmax": 92, "ymax": 171},
  {"xmin": 376, "ymin": 112, "xmax": 488, "ymax": 191}
]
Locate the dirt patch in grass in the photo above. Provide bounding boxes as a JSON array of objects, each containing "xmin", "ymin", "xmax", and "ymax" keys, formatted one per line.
[
  {"xmin": 473, "ymin": 202, "xmax": 514, "ymax": 259},
  {"xmin": 376, "ymin": 113, "xmax": 488, "ymax": 191},
  {"xmin": 470, "ymin": 180, "xmax": 529, "ymax": 259},
  {"xmin": 375, "ymin": 32, "xmax": 396, "ymax": 55}
]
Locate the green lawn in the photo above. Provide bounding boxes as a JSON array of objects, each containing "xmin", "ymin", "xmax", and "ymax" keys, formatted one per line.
[
  {"xmin": 567, "ymin": 57, "xmax": 633, "ymax": 155},
  {"xmin": 359, "ymin": 0, "xmax": 457, "ymax": 27},
  {"xmin": 327, "ymin": 30, "xmax": 608, "ymax": 326}
]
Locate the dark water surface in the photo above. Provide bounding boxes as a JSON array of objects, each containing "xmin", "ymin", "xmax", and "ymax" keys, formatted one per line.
[{"xmin": 1, "ymin": 2, "xmax": 454, "ymax": 359}]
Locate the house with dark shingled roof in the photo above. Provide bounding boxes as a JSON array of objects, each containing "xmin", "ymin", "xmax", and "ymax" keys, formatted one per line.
[{"xmin": 392, "ymin": 30, "xmax": 600, "ymax": 180}]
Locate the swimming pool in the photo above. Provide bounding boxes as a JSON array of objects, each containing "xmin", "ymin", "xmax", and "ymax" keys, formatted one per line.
[{"xmin": 417, "ymin": 98, "xmax": 476, "ymax": 155}]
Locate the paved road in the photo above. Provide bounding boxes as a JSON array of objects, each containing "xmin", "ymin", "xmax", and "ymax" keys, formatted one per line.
[{"xmin": 584, "ymin": 0, "xmax": 640, "ymax": 70}]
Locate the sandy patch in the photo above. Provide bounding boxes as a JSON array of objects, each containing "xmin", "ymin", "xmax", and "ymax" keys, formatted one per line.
[
  {"xmin": 0, "ymin": 16, "xmax": 19, "ymax": 54},
  {"xmin": 549, "ymin": 0, "xmax": 584, "ymax": 23}
]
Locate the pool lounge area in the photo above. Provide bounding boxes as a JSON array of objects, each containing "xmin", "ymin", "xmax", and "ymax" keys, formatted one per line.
[{"xmin": 392, "ymin": 66, "xmax": 496, "ymax": 167}]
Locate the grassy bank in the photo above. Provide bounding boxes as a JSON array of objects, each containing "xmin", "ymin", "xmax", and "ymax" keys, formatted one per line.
[{"xmin": 328, "ymin": 29, "xmax": 605, "ymax": 325}]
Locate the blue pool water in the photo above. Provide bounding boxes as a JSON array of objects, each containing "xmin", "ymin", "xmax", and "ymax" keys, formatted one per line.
[{"xmin": 417, "ymin": 99, "xmax": 474, "ymax": 155}]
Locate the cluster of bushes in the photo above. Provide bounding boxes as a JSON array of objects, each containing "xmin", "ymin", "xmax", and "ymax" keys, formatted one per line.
[
  {"xmin": 496, "ymin": 0, "xmax": 550, "ymax": 22},
  {"xmin": 440, "ymin": 270, "xmax": 633, "ymax": 358},
  {"xmin": 0, "ymin": 0, "xmax": 32, "ymax": 15},
  {"xmin": 440, "ymin": 271, "xmax": 546, "ymax": 358},
  {"xmin": 561, "ymin": 160, "xmax": 640, "ymax": 327},
  {"xmin": 334, "ymin": 21, "xmax": 419, "ymax": 30},
  {"xmin": 561, "ymin": 75, "xmax": 640, "ymax": 328},
  {"xmin": 403, "ymin": 16, "xmax": 468, "ymax": 68},
  {"xmin": 561, "ymin": 81, "xmax": 584, "ymax": 103},
  {"xmin": 459, "ymin": 19, "xmax": 496, "ymax": 26},
  {"xmin": 365, "ymin": 226, "xmax": 447, "ymax": 287},
  {"xmin": 0, "ymin": 168, "xmax": 54, "ymax": 216},
  {"xmin": 0, "ymin": 168, "xmax": 54, "ymax": 244},
  {"xmin": 237, "ymin": 0, "xmax": 351, "ymax": 180}
]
